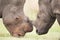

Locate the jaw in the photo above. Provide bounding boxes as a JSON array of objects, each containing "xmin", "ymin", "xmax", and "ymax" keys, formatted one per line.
[
  {"xmin": 6, "ymin": 23, "xmax": 33, "ymax": 37},
  {"xmin": 36, "ymin": 30, "xmax": 48, "ymax": 35},
  {"xmin": 11, "ymin": 31, "xmax": 26, "ymax": 37},
  {"xmin": 36, "ymin": 26, "xmax": 50, "ymax": 35}
]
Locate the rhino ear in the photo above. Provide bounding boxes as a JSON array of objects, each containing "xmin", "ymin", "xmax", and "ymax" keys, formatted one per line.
[{"xmin": 56, "ymin": 14, "xmax": 60, "ymax": 25}]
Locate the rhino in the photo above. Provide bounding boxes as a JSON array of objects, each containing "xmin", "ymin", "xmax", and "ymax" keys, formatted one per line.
[
  {"xmin": 0, "ymin": 0, "xmax": 33, "ymax": 37},
  {"xmin": 34, "ymin": 0, "xmax": 60, "ymax": 35}
]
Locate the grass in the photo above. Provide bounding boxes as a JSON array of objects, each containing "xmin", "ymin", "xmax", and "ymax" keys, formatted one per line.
[{"xmin": 0, "ymin": 19, "xmax": 60, "ymax": 40}]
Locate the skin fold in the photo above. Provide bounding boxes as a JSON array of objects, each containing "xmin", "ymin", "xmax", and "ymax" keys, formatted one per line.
[
  {"xmin": 0, "ymin": 0, "xmax": 33, "ymax": 37},
  {"xmin": 34, "ymin": 0, "xmax": 60, "ymax": 35}
]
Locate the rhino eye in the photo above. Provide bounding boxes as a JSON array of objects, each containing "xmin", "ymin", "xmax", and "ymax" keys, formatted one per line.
[{"xmin": 37, "ymin": 15, "xmax": 40, "ymax": 19}]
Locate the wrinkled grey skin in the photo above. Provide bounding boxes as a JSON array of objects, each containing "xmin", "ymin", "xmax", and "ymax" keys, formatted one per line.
[
  {"xmin": 34, "ymin": 0, "xmax": 60, "ymax": 35},
  {"xmin": 0, "ymin": 0, "xmax": 25, "ymax": 18},
  {"xmin": 0, "ymin": 0, "xmax": 33, "ymax": 37}
]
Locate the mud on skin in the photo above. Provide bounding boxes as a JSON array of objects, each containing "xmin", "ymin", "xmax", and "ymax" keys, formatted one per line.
[{"xmin": 0, "ymin": 0, "xmax": 33, "ymax": 37}]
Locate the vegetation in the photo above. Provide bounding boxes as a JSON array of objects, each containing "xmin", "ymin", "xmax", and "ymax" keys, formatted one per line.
[{"xmin": 0, "ymin": 19, "xmax": 60, "ymax": 40}]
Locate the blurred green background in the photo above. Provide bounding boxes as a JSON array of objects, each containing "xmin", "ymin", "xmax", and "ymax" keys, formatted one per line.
[
  {"xmin": 0, "ymin": 0, "xmax": 60, "ymax": 40},
  {"xmin": 0, "ymin": 19, "xmax": 60, "ymax": 40}
]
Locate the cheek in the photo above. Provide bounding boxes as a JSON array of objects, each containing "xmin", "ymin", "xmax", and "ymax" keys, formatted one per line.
[
  {"xmin": 36, "ymin": 22, "xmax": 48, "ymax": 30},
  {"xmin": 6, "ymin": 25, "xmax": 16, "ymax": 34},
  {"xmin": 12, "ymin": 27, "xmax": 25, "ymax": 36}
]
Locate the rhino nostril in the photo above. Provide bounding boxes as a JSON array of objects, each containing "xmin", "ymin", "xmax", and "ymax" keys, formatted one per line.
[
  {"xmin": 36, "ymin": 30, "xmax": 38, "ymax": 33},
  {"xmin": 17, "ymin": 34, "xmax": 21, "ymax": 36}
]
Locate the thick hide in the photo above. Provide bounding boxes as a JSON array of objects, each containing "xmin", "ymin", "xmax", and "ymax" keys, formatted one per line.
[
  {"xmin": 34, "ymin": 0, "xmax": 60, "ymax": 35},
  {"xmin": 0, "ymin": 0, "xmax": 33, "ymax": 37}
]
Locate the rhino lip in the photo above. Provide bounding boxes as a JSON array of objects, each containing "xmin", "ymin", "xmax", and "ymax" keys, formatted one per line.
[
  {"xmin": 36, "ymin": 29, "xmax": 48, "ymax": 35},
  {"xmin": 12, "ymin": 32, "xmax": 25, "ymax": 37},
  {"xmin": 36, "ymin": 31, "xmax": 48, "ymax": 35}
]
